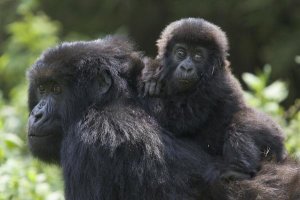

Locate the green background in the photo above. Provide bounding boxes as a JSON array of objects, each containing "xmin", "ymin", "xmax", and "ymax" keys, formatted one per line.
[{"xmin": 0, "ymin": 0, "xmax": 299, "ymax": 199}]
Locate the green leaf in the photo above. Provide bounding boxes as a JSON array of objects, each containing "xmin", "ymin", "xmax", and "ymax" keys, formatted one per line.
[
  {"xmin": 263, "ymin": 64, "xmax": 272, "ymax": 76},
  {"xmin": 4, "ymin": 133, "xmax": 24, "ymax": 149},
  {"xmin": 242, "ymin": 73, "xmax": 264, "ymax": 92},
  {"xmin": 263, "ymin": 81, "xmax": 288, "ymax": 102},
  {"xmin": 295, "ymin": 55, "xmax": 300, "ymax": 64}
]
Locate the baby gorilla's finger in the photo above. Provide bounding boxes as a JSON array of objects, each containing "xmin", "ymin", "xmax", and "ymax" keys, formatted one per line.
[
  {"xmin": 149, "ymin": 80, "xmax": 157, "ymax": 96},
  {"xmin": 154, "ymin": 81, "xmax": 161, "ymax": 95},
  {"xmin": 143, "ymin": 82, "xmax": 151, "ymax": 97}
]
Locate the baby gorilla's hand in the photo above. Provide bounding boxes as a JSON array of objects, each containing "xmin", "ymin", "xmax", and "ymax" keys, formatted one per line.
[
  {"xmin": 141, "ymin": 57, "xmax": 164, "ymax": 97},
  {"xmin": 143, "ymin": 79, "xmax": 162, "ymax": 96}
]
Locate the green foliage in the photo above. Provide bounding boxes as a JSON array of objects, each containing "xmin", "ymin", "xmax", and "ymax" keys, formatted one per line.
[
  {"xmin": 0, "ymin": 1, "xmax": 60, "ymax": 98},
  {"xmin": 242, "ymin": 66, "xmax": 300, "ymax": 158},
  {"xmin": 0, "ymin": 1, "xmax": 299, "ymax": 199},
  {"xmin": 295, "ymin": 55, "xmax": 300, "ymax": 64},
  {"xmin": 0, "ymin": 88, "xmax": 64, "ymax": 200},
  {"xmin": 0, "ymin": 1, "xmax": 63, "ymax": 199},
  {"xmin": 242, "ymin": 64, "xmax": 288, "ymax": 116},
  {"xmin": 285, "ymin": 100, "xmax": 300, "ymax": 158}
]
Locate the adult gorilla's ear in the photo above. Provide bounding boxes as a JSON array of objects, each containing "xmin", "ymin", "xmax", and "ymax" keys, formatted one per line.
[
  {"xmin": 119, "ymin": 52, "xmax": 144, "ymax": 79},
  {"xmin": 97, "ymin": 70, "xmax": 112, "ymax": 95},
  {"xmin": 118, "ymin": 52, "xmax": 144, "ymax": 92}
]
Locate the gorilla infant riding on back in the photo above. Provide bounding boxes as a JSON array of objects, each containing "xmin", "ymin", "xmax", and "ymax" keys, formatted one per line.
[{"xmin": 26, "ymin": 18, "xmax": 299, "ymax": 200}]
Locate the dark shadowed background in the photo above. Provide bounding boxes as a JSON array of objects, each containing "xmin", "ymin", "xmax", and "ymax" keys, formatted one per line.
[
  {"xmin": 1, "ymin": 0, "xmax": 299, "ymax": 104},
  {"xmin": 0, "ymin": 0, "xmax": 299, "ymax": 199}
]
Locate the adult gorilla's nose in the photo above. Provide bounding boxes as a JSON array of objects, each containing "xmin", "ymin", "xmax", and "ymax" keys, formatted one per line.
[
  {"xmin": 29, "ymin": 103, "xmax": 48, "ymax": 127},
  {"xmin": 33, "ymin": 110, "xmax": 44, "ymax": 123}
]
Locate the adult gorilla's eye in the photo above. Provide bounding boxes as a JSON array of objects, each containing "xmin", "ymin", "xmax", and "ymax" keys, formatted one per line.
[
  {"xmin": 38, "ymin": 85, "xmax": 46, "ymax": 93},
  {"xmin": 176, "ymin": 48, "xmax": 186, "ymax": 59},
  {"xmin": 52, "ymin": 85, "xmax": 62, "ymax": 94}
]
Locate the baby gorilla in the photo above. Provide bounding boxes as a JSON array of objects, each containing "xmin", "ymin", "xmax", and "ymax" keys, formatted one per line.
[
  {"xmin": 27, "ymin": 36, "xmax": 233, "ymax": 200},
  {"xmin": 141, "ymin": 18, "xmax": 287, "ymax": 181}
]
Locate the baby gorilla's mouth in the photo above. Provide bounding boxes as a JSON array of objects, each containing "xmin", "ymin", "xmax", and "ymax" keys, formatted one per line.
[
  {"xmin": 178, "ymin": 79, "xmax": 190, "ymax": 84},
  {"xmin": 179, "ymin": 79, "xmax": 193, "ymax": 87},
  {"xmin": 178, "ymin": 77, "xmax": 198, "ymax": 85},
  {"xmin": 176, "ymin": 78, "xmax": 198, "ymax": 92}
]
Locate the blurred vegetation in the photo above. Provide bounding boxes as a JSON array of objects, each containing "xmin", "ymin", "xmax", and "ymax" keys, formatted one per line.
[
  {"xmin": 0, "ymin": 0, "xmax": 299, "ymax": 199},
  {"xmin": 242, "ymin": 65, "xmax": 300, "ymax": 158},
  {"xmin": 0, "ymin": 1, "xmax": 63, "ymax": 199}
]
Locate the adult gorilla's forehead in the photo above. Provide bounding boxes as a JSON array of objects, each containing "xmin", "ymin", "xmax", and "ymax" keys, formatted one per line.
[{"xmin": 28, "ymin": 38, "xmax": 132, "ymax": 81}]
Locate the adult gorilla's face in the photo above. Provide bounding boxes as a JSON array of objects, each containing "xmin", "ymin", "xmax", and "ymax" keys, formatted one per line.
[
  {"xmin": 27, "ymin": 39, "xmax": 122, "ymax": 164},
  {"xmin": 26, "ymin": 37, "xmax": 138, "ymax": 166},
  {"xmin": 27, "ymin": 73, "xmax": 66, "ymax": 163},
  {"xmin": 27, "ymin": 60, "xmax": 113, "ymax": 164}
]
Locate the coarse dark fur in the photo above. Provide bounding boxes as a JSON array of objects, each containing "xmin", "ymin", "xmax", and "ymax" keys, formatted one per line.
[
  {"xmin": 27, "ymin": 36, "xmax": 140, "ymax": 164},
  {"xmin": 227, "ymin": 160, "xmax": 300, "ymax": 200},
  {"xmin": 140, "ymin": 18, "xmax": 287, "ymax": 181},
  {"xmin": 27, "ymin": 36, "xmax": 232, "ymax": 200},
  {"xmin": 27, "ymin": 35, "xmax": 300, "ymax": 200}
]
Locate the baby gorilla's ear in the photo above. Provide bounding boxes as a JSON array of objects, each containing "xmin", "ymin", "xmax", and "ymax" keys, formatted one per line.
[{"xmin": 97, "ymin": 70, "xmax": 112, "ymax": 95}]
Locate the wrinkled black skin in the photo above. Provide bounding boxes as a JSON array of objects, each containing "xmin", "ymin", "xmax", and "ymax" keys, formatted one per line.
[
  {"xmin": 28, "ymin": 64, "xmax": 65, "ymax": 163},
  {"xmin": 142, "ymin": 37, "xmax": 286, "ymax": 181},
  {"xmin": 27, "ymin": 36, "xmax": 232, "ymax": 200}
]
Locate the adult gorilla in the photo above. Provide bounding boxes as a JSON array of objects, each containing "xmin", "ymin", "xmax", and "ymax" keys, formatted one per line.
[
  {"xmin": 27, "ymin": 36, "xmax": 228, "ymax": 200},
  {"xmin": 27, "ymin": 36, "xmax": 300, "ymax": 200}
]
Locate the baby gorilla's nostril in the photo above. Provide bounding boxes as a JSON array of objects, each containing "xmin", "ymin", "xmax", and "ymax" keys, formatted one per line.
[
  {"xmin": 180, "ymin": 65, "xmax": 194, "ymax": 73},
  {"xmin": 186, "ymin": 68, "xmax": 193, "ymax": 72}
]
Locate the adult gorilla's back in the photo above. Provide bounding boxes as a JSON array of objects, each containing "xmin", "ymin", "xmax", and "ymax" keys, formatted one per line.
[
  {"xmin": 27, "ymin": 36, "xmax": 228, "ymax": 200},
  {"xmin": 228, "ymin": 160, "xmax": 300, "ymax": 200},
  {"xmin": 27, "ymin": 36, "xmax": 300, "ymax": 200}
]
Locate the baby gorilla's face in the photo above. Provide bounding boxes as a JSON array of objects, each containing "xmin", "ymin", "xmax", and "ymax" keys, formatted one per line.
[{"xmin": 164, "ymin": 43, "xmax": 208, "ymax": 94}]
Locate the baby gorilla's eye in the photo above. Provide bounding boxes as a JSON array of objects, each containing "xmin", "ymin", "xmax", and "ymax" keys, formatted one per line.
[
  {"xmin": 52, "ymin": 85, "xmax": 62, "ymax": 94},
  {"xmin": 176, "ymin": 48, "xmax": 186, "ymax": 60},
  {"xmin": 193, "ymin": 53, "xmax": 203, "ymax": 62},
  {"xmin": 38, "ymin": 85, "xmax": 46, "ymax": 94}
]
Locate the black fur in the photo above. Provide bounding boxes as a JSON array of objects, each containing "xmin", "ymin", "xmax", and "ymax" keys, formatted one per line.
[
  {"xmin": 27, "ymin": 36, "xmax": 137, "ymax": 164},
  {"xmin": 227, "ymin": 160, "xmax": 300, "ymax": 200},
  {"xmin": 27, "ymin": 34, "xmax": 300, "ymax": 200},
  {"xmin": 28, "ymin": 36, "xmax": 231, "ymax": 200},
  {"xmin": 141, "ymin": 18, "xmax": 287, "ymax": 180}
]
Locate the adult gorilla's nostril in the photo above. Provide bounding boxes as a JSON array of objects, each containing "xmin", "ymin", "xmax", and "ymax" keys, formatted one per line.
[
  {"xmin": 34, "ymin": 112, "xmax": 43, "ymax": 123},
  {"xmin": 38, "ymin": 101, "xmax": 46, "ymax": 109}
]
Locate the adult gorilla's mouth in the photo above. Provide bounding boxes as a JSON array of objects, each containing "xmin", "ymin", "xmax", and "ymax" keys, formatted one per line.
[
  {"xmin": 29, "ymin": 133, "xmax": 54, "ymax": 138},
  {"xmin": 28, "ymin": 120, "xmax": 62, "ymax": 138}
]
